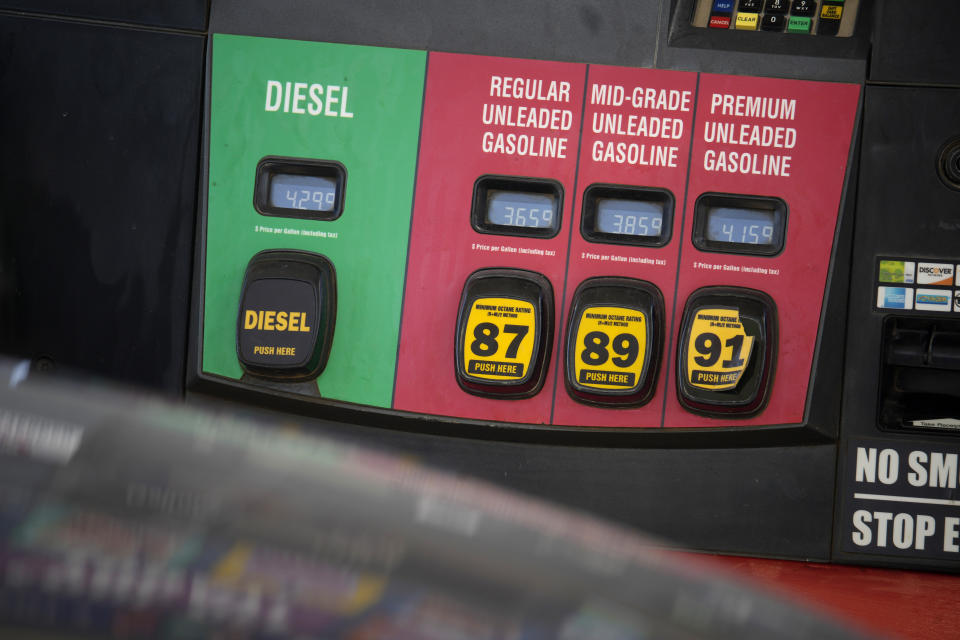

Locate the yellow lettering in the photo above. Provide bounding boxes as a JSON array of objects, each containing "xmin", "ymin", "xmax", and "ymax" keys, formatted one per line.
[
  {"xmin": 244, "ymin": 310, "xmax": 257, "ymax": 329},
  {"xmin": 263, "ymin": 311, "xmax": 276, "ymax": 330},
  {"xmin": 275, "ymin": 311, "xmax": 288, "ymax": 331},
  {"xmin": 299, "ymin": 313, "xmax": 311, "ymax": 332}
]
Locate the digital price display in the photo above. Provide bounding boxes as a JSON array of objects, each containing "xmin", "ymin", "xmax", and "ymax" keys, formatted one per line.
[
  {"xmin": 692, "ymin": 194, "xmax": 786, "ymax": 256},
  {"xmin": 269, "ymin": 174, "xmax": 338, "ymax": 212},
  {"xmin": 486, "ymin": 190, "xmax": 556, "ymax": 229},
  {"xmin": 254, "ymin": 157, "xmax": 346, "ymax": 220},
  {"xmin": 472, "ymin": 176, "xmax": 563, "ymax": 238},
  {"xmin": 596, "ymin": 199, "xmax": 663, "ymax": 237},
  {"xmin": 581, "ymin": 185, "xmax": 673, "ymax": 247},
  {"xmin": 706, "ymin": 208, "xmax": 774, "ymax": 245}
]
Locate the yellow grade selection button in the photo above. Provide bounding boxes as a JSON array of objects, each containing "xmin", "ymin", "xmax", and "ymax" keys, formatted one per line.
[
  {"xmin": 462, "ymin": 296, "xmax": 537, "ymax": 381},
  {"xmin": 573, "ymin": 306, "xmax": 648, "ymax": 391},
  {"xmin": 685, "ymin": 307, "xmax": 755, "ymax": 391},
  {"xmin": 734, "ymin": 12, "xmax": 759, "ymax": 30}
]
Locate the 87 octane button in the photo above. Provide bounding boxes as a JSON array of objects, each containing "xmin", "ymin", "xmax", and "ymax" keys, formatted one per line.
[
  {"xmin": 237, "ymin": 249, "xmax": 336, "ymax": 381},
  {"xmin": 455, "ymin": 268, "xmax": 554, "ymax": 398}
]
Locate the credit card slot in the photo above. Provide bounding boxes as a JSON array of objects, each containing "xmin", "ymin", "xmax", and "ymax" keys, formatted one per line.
[{"xmin": 880, "ymin": 317, "xmax": 960, "ymax": 432}]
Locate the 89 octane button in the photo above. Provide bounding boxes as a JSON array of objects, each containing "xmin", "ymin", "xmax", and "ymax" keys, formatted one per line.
[
  {"xmin": 564, "ymin": 277, "xmax": 664, "ymax": 407},
  {"xmin": 455, "ymin": 269, "xmax": 554, "ymax": 398},
  {"xmin": 237, "ymin": 249, "xmax": 336, "ymax": 381}
]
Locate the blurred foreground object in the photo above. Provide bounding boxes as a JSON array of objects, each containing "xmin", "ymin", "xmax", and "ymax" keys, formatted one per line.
[{"xmin": 0, "ymin": 360, "xmax": 870, "ymax": 639}]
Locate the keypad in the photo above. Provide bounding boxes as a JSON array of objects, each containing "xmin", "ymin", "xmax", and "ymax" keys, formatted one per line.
[{"xmin": 704, "ymin": 0, "xmax": 849, "ymax": 35}]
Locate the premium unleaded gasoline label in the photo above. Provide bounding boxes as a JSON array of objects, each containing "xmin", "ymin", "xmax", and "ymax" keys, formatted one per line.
[
  {"xmin": 686, "ymin": 307, "xmax": 754, "ymax": 391},
  {"xmin": 461, "ymin": 297, "xmax": 536, "ymax": 381},
  {"xmin": 573, "ymin": 306, "xmax": 647, "ymax": 391}
]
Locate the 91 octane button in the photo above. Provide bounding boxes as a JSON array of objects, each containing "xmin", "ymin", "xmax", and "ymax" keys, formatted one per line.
[
  {"xmin": 685, "ymin": 307, "xmax": 754, "ymax": 391},
  {"xmin": 462, "ymin": 297, "xmax": 536, "ymax": 381}
]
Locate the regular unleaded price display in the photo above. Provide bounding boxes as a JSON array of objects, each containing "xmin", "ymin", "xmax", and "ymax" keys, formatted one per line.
[
  {"xmin": 685, "ymin": 306, "xmax": 754, "ymax": 391},
  {"xmin": 486, "ymin": 190, "xmax": 556, "ymax": 229}
]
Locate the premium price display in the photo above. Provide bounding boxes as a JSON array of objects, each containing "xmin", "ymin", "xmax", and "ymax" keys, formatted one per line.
[
  {"xmin": 692, "ymin": 194, "xmax": 786, "ymax": 256},
  {"xmin": 706, "ymin": 207, "xmax": 774, "ymax": 245}
]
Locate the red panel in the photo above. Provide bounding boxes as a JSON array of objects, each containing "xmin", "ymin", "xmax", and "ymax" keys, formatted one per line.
[
  {"xmin": 664, "ymin": 75, "xmax": 860, "ymax": 428},
  {"xmin": 553, "ymin": 66, "xmax": 698, "ymax": 427},
  {"xmin": 709, "ymin": 556, "xmax": 960, "ymax": 640},
  {"xmin": 394, "ymin": 52, "xmax": 585, "ymax": 423}
]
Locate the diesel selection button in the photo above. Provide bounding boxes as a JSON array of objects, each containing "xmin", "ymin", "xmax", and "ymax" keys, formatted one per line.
[{"xmin": 237, "ymin": 250, "xmax": 336, "ymax": 381}]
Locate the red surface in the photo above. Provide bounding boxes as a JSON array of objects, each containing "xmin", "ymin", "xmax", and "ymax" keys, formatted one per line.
[
  {"xmin": 394, "ymin": 52, "xmax": 585, "ymax": 423},
  {"xmin": 709, "ymin": 556, "xmax": 960, "ymax": 639},
  {"xmin": 663, "ymin": 74, "xmax": 860, "ymax": 427},
  {"xmin": 552, "ymin": 66, "xmax": 697, "ymax": 427}
]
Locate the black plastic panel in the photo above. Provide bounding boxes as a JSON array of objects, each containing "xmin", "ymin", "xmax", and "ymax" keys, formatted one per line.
[
  {"xmin": 0, "ymin": 0, "xmax": 209, "ymax": 31},
  {"xmin": 869, "ymin": 0, "xmax": 960, "ymax": 86},
  {"xmin": 835, "ymin": 85, "xmax": 960, "ymax": 570},
  {"xmin": 210, "ymin": 0, "xmax": 658, "ymax": 67},
  {"xmin": 0, "ymin": 15, "xmax": 204, "ymax": 393}
]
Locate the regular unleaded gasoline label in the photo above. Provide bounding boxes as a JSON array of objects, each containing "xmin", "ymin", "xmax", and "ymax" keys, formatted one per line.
[
  {"xmin": 462, "ymin": 297, "xmax": 536, "ymax": 381},
  {"xmin": 573, "ymin": 306, "xmax": 647, "ymax": 391},
  {"xmin": 686, "ymin": 307, "xmax": 754, "ymax": 391}
]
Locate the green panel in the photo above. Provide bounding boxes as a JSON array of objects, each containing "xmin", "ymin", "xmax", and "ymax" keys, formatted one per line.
[{"xmin": 203, "ymin": 34, "xmax": 426, "ymax": 407}]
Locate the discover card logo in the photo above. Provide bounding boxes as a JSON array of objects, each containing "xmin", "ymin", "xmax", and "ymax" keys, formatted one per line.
[{"xmin": 916, "ymin": 262, "xmax": 955, "ymax": 286}]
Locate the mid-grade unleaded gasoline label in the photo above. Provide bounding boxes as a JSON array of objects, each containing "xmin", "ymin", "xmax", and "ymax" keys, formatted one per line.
[
  {"xmin": 573, "ymin": 306, "xmax": 647, "ymax": 391},
  {"xmin": 462, "ymin": 297, "xmax": 536, "ymax": 381},
  {"xmin": 686, "ymin": 307, "xmax": 754, "ymax": 391}
]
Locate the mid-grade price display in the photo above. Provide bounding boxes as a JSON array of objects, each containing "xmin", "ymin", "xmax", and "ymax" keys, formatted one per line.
[
  {"xmin": 486, "ymin": 190, "xmax": 557, "ymax": 229},
  {"xmin": 706, "ymin": 207, "xmax": 774, "ymax": 245},
  {"xmin": 269, "ymin": 174, "xmax": 338, "ymax": 212},
  {"xmin": 595, "ymin": 199, "xmax": 664, "ymax": 237}
]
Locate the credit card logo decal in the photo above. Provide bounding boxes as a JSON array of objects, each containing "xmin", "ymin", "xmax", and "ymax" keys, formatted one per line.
[
  {"xmin": 915, "ymin": 289, "xmax": 952, "ymax": 312},
  {"xmin": 876, "ymin": 286, "xmax": 914, "ymax": 310},
  {"xmin": 917, "ymin": 262, "xmax": 955, "ymax": 286},
  {"xmin": 878, "ymin": 260, "xmax": 915, "ymax": 284}
]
